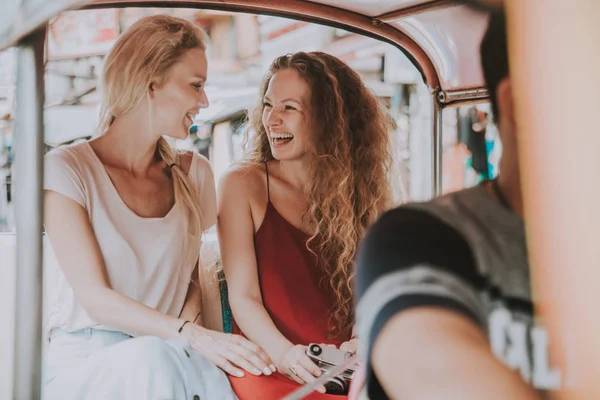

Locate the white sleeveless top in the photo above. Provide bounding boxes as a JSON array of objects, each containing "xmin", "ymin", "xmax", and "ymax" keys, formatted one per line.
[{"xmin": 43, "ymin": 141, "xmax": 217, "ymax": 334}]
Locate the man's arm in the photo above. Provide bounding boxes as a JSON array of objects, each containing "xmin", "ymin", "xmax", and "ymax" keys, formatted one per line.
[
  {"xmin": 373, "ymin": 308, "xmax": 539, "ymax": 400},
  {"xmin": 355, "ymin": 207, "xmax": 540, "ymax": 400}
]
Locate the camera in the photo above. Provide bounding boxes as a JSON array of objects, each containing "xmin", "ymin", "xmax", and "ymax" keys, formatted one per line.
[{"xmin": 305, "ymin": 344, "xmax": 356, "ymax": 395}]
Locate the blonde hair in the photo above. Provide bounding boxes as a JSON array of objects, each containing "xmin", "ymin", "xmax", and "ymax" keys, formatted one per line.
[
  {"xmin": 247, "ymin": 52, "xmax": 394, "ymax": 339},
  {"xmin": 98, "ymin": 15, "xmax": 206, "ymax": 235}
]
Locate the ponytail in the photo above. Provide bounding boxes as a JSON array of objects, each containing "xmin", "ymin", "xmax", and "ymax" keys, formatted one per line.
[{"xmin": 156, "ymin": 137, "xmax": 203, "ymax": 236}]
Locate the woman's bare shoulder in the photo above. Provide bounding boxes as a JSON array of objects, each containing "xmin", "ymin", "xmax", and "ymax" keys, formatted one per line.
[
  {"xmin": 222, "ymin": 163, "xmax": 264, "ymax": 183},
  {"xmin": 219, "ymin": 163, "xmax": 266, "ymax": 198}
]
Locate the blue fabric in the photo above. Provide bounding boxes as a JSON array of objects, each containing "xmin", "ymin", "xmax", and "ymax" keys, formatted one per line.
[{"xmin": 218, "ymin": 267, "xmax": 233, "ymax": 334}]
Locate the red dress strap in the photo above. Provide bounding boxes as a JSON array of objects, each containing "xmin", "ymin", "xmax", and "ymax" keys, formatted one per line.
[{"xmin": 229, "ymin": 163, "xmax": 347, "ymax": 399}]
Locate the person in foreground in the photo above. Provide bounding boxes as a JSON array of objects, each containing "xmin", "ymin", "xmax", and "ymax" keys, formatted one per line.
[
  {"xmin": 353, "ymin": 10, "xmax": 561, "ymax": 400},
  {"xmin": 43, "ymin": 15, "xmax": 271, "ymax": 400},
  {"xmin": 217, "ymin": 51, "xmax": 394, "ymax": 399}
]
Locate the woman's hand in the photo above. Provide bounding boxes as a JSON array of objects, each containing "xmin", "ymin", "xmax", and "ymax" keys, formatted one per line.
[
  {"xmin": 278, "ymin": 344, "xmax": 327, "ymax": 393},
  {"xmin": 339, "ymin": 338, "xmax": 359, "ymax": 355},
  {"xmin": 182, "ymin": 324, "xmax": 276, "ymax": 378}
]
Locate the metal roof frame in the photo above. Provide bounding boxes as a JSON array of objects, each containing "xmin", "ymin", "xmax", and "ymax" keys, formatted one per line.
[
  {"xmin": 1, "ymin": 0, "xmax": 491, "ymax": 100},
  {"xmin": 2, "ymin": 1, "xmax": 491, "ymax": 398}
]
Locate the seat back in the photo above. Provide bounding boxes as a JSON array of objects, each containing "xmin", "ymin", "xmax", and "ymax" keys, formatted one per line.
[{"xmin": 196, "ymin": 233, "xmax": 232, "ymax": 333}]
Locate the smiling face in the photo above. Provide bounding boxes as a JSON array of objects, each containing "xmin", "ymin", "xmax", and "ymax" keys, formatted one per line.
[
  {"xmin": 150, "ymin": 47, "xmax": 209, "ymax": 140},
  {"xmin": 262, "ymin": 68, "xmax": 312, "ymax": 161}
]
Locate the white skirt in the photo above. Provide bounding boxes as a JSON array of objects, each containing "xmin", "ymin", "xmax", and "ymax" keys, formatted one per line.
[{"xmin": 42, "ymin": 328, "xmax": 237, "ymax": 400}]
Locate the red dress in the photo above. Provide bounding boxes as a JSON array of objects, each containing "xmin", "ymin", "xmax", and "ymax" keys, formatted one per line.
[{"xmin": 229, "ymin": 165, "xmax": 348, "ymax": 400}]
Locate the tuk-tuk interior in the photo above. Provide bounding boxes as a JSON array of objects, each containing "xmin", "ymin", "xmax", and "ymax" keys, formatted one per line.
[{"xmin": 1, "ymin": 0, "xmax": 598, "ymax": 399}]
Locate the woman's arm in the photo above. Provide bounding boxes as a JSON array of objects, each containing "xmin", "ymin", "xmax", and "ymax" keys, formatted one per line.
[
  {"xmin": 44, "ymin": 190, "xmax": 187, "ymax": 339},
  {"xmin": 45, "ymin": 190, "xmax": 273, "ymax": 377},
  {"xmin": 217, "ymin": 168, "xmax": 292, "ymax": 360},
  {"xmin": 180, "ymin": 261, "xmax": 204, "ymax": 327},
  {"xmin": 218, "ymin": 168, "xmax": 328, "ymax": 389}
]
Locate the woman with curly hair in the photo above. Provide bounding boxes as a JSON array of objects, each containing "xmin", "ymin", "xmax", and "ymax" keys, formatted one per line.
[{"xmin": 217, "ymin": 51, "xmax": 394, "ymax": 399}]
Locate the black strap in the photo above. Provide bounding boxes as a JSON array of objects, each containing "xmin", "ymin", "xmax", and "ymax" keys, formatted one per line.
[
  {"xmin": 193, "ymin": 311, "xmax": 202, "ymax": 323},
  {"xmin": 265, "ymin": 162, "xmax": 271, "ymax": 202},
  {"xmin": 178, "ymin": 320, "xmax": 190, "ymax": 333}
]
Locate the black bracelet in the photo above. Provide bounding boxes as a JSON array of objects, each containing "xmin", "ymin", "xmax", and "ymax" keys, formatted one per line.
[
  {"xmin": 193, "ymin": 311, "xmax": 202, "ymax": 323},
  {"xmin": 178, "ymin": 320, "xmax": 190, "ymax": 333}
]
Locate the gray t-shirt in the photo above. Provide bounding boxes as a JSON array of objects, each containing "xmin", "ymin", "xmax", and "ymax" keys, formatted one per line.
[{"xmin": 355, "ymin": 184, "xmax": 562, "ymax": 399}]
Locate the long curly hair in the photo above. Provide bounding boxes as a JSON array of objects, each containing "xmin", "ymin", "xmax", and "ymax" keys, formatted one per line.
[{"xmin": 246, "ymin": 52, "xmax": 394, "ymax": 339}]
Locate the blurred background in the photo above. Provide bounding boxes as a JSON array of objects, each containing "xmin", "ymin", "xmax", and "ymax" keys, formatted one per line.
[
  {"xmin": 0, "ymin": 5, "xmax": 506, "ymax": 399},
  {"xmin": 0, "ymin": 7, "xmax": 499, "ymax": 233}
]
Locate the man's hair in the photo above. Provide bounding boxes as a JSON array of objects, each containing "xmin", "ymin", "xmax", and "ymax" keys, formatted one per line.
[{"xmin": 480, "ymin": 10, "xmax": 509, "ymax": 120}]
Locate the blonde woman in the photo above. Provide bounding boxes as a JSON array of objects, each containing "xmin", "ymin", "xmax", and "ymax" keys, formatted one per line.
[
  {"xmin": 43, "ymin": 15, "xmax": 272, "ymax": 400},
  {"xmin": 218, "ymin": 52, "xmax": 394, "ymax": 399}
]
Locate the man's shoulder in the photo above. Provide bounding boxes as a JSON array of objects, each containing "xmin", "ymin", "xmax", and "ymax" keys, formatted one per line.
[
  {"xmin": 368, "ymin": 203, "xmax": 458, "ymax": 242},
  {"xmin": 407, "ymin": 185, "xmax": 485, "ymax": 217},
  {"xmin": 388, "ymin": 186, "xmax": 497, "ymax": 247},
  {"xmin": 367, "ymin": 186, "xmax": 484, "ymax": 243},
  {"xmin": 356, "ymin": 196, "xmax": 482, "ymax": 298},
  {"xmin": 360, "ymin": 198, "xmax": 475, "ymax": 259}
]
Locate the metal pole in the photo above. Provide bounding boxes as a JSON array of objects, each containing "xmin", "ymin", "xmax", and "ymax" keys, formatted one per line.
[
  {"xmin": 437, "ymin": 88, "xmax": 489, "ymax": 105},
  {"xmin": 13, "ymin": 27, "xmax": 46, "ymax": 400},
  {"xmin": 432, "ymin": 90, "xmax": 443, "ymax": 197}
]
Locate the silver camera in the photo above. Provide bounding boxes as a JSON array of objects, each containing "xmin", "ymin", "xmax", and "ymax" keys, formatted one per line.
[{"xmin": 305, "ymin": 343, "xmax": 356, "ymax": 395}]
